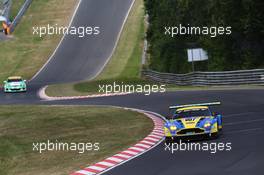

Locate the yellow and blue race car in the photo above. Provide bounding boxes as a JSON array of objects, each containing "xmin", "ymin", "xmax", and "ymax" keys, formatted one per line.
[{"xmin": 164, "ymin": 102, "xmax": 222, "ymax": 142}]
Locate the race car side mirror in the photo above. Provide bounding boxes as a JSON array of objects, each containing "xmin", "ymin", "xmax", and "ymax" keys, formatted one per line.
[
  {"xmin": 24, "ymin": 80, "xmax": 27, "ymax": 82},
  {"xmin": 3, "ymin": 81, "xmax": 7, "ymax": 84}
]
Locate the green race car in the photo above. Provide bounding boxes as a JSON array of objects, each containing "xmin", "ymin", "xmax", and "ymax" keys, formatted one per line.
[{"xmin": 3, "ymin": 76, "xmax": 27, "ymax": 92}]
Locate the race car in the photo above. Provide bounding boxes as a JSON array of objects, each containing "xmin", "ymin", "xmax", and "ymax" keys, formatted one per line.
[
  {"xmin": 164, "ymin": 102, "xmax": 222, "ymax": 142},
  {"xmin": 3, "ymin": 76, "xmax": 27, "ymax": 92}
]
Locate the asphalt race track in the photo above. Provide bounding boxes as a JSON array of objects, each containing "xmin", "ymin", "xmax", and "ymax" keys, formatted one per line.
[
  {"xmin": 1, "ymin": 0, "xmax": 264, "ymax": 175},
  {"xmin": 31, "ymin": 0, "xmax": 134, "ymax": 85},
  {"xmin": 71, "ymin": 90, "xmax": 263, "ymax": 175},
  {"xmin": 0, "ymin": 0, "xmax": 134, "ymax": 103}
]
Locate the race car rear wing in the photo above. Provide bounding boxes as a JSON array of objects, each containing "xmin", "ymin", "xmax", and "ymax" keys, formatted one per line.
[{"xmin": 169, "ymin": 102, "xmax": 221, "ymax": 110}]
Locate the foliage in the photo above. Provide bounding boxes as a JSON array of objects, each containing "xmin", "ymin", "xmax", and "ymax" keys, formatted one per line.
[{"xmin": 144, "ymin": 0, "xmax": 264, "ymax": 73}]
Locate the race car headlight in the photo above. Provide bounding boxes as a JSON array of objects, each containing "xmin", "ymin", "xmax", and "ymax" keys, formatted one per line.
[
  {"xmin": 170, "ymin": 126, "xmax": 177, "ymax": 131},
  {"xmin": 204, "ymin": 122, "xmax": 211, "ymax": 128}
]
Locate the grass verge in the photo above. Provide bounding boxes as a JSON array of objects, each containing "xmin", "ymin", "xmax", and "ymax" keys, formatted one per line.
[
  {"xmin": 9, "ymin": 0, "xmax": 25, "ymax": 20},
  {"xmin": 0, "ymin": 0, "xmax": 77, "ymax": 82},
  {"xmin": 96, "ymin": 0, "xmax": 145, "ymax": 80},
  {"xmin": 0, "ymin": 105, "xmax": 152, "ymax": 175}
]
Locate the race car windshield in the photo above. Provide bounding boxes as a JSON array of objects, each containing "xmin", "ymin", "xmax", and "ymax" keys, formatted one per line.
[
  {"xmin": 7, "ymin": 79, "xmax": 22, "ymax": 82},
  {"xmin": 173, "ymin": 109, "xmax": 211, "ymax": 118}
]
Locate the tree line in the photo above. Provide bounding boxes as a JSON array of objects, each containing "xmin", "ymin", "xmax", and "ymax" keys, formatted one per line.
[{"xmin": 144, "ymin": 0, "xmax": 264, "ymax": 73}]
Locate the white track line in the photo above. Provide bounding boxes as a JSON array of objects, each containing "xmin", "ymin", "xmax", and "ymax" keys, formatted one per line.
[
  {"xmin": 30, "ymin": 0, "xmax": 82, "ymax": 81},
  {"xmin": 88, "ymin": 0, "xmax": 137, "ymax": 81}
]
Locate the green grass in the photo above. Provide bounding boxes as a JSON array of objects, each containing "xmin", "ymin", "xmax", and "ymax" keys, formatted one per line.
[
  {"xmin": 10, "ymin": 0, "xmax": 25, "ymax": 20},
  {"xmin": 0, "ymin": 0, "xmax": 77, "ymax": 82},
  {"xmin": 46, "ymin": 0, "xmax": 146, "ymax": 97},
  {"xmin": 0, "ymin": 105, "xmax": 152, "ymax": 175},
  {"xmin": 96, "ymin": 0, "xmax": 145, "ymax": 80}
]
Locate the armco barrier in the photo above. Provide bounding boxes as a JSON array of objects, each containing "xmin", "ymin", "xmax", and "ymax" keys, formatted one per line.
[
  {"xmin": 142, "ymin": 69, "xmax": 264, "ymax": 86},
  {"xmin": 10, "ymin": 0, "xmax": 32, "ymax": 33},
  {"xmin": 0, "ymin": 0, "xmax": 11, "ymax": 21}
]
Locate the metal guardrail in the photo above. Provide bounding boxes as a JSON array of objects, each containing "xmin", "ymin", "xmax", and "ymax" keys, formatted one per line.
[
  {"xmin": 10, "ymin": 0, "xmax": 32, "ymax": 33},
  {"xmin": 0, "ymin": 0, "xmax": 11, "ymax": 21},
  {"xmin": 142, "ymin": 69, "xmax": 264, "ymax": 86}
]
